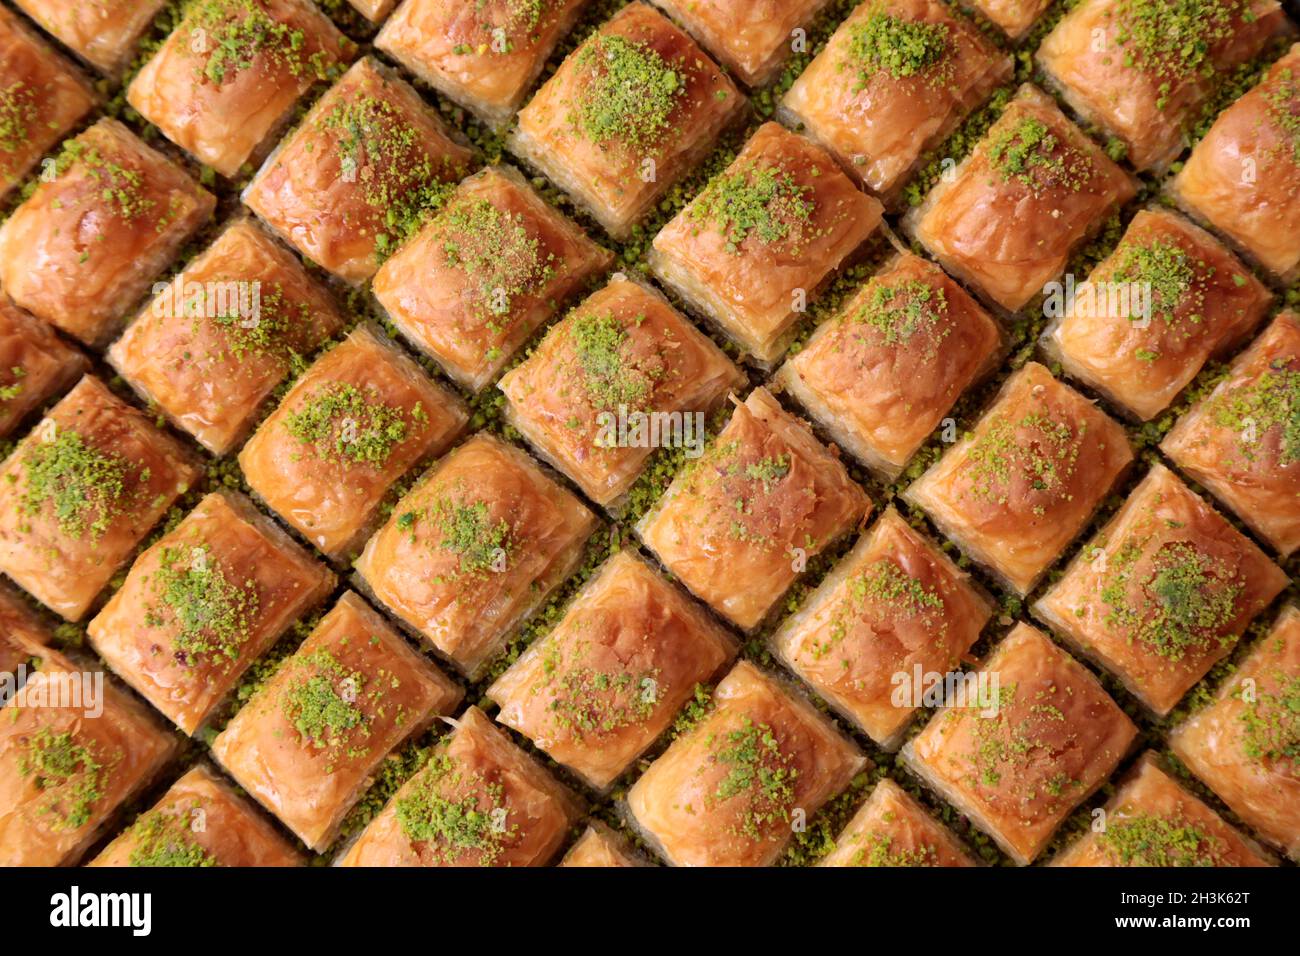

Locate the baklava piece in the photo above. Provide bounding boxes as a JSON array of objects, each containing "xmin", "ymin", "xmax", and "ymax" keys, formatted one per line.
[
  {"xmin": 510, "ymin": 2, "xmax": 744, "ymax": 240},
  {"xmin": 488, "ymin": 550, "xmax": 736, "ymax": 790},
  {"xmin": 1171, "ymin": 43, "xmax": 1300, "ymax": 282},
  {"xmin": 338, "ymin": 706, "xmax": 581, "ymax": 866},
  {"xmin": 903, "ymin": 362, "xmax": 1133, "ymax": 595},
  {"xmin": 239, "ymin": 324, "xmax": 467, "ymax": 560},
  {"xmin": 1034, "ymin": 464, "xmax": 1287, "ymax": 716},
  {"xmin": 498, "ymin": 276, "xmax": 744, "ymax": 506},
  {"xmin": 0, "ymin": 643, "xmax": 176, "ymax": 866},
  {"xmin": 87, "ymin": 491, "xmax": 336, "ymax": 736},
  {"xmin": 820, "ymin": 778, "xmax": 975, "ymax": 867},
  {"xmin": 637, "ymin": 387, "xmax": 871, "ymax": 631},
  {"xmin": 1051, "ymin": 754, "xmax": 1273, "ymax": 866},
  {"xmin": 355, "ymin": 433, "xmax": 597, "ymax": 678},
  {"xmin": 90, "ymin": 764, "xmax": 304, "ymax": 867},
  {"xmin": 559, "ymin": 822, "xmax": 646, "ymax": 867},
  {"xmin": 905, "ymin": 84, "xmax": 1135, "ymax": 314},
  {"xmin": 1161, "ymin": 310, "xmax": 1300, "ymax": 556},
  {"xmin": 0, "ymin": 376, "xmax": 201, "ymax": 621},
  {"xmin": 10, "ymin": 0, "xmax": 167, "ymax": 75},
  {"xmin": 627, "ymin": 660, "xmax": 866, "ymax": 867},
  {"xmin": 108, "ymin": 218, "xmax": 346, "ymax": 456},
  {"xmin": 779, "ymin": 0, "xmax": 1012, "ymax": 199},
  {"xmin": 0, "ymin": 6, "xmax": 97, "ymax": 199},
  {"xmin": 0, "ymin": 584, "xmax": 48, "ymax": 681},
  {"xmin": 0, "ymin": 296, "xmax": 87, "ymax": 440},
  {"xmin": 648, "ymin": 122, "xmax": 883, "ymax": 365},
  {"xmin": 902, "ymin": 623, "xmax": 1138, "ymax": 865},
  {"xmin": 212, "ymin": 591, "xmax": 462, "ymax": 851},
  {"xmin": 376, "ymin": 0, "xmax": 590, "ymax": 128},
  {"xmin": 1043, "ymin": 209, "xmax": 1272, "ymax": 421},
  {"xmin": 128, "ymin": 0, "xmax": 357, "ymax": 178},
  {"xmin": 771, "ymin": 508, "xmax": 994, "ymax": 749},
  {"xmin": 774, "ymin": 252, "xmax": 1001, "ymax": 477},
  {"xmin": 1170, "ymin": 604, "xmax": 1300, "ymax": 861},
  {"xmin": 373, "ymin": 165, "xmax": 612, "ymax": 392},
  {"xmin": 0, "ymin": 119, "xmax": 215, "ymax": 348},
  {"xmin": 650, "ymin": 0, "xmax": 836, "ymax": 88},
  {"xmin": 244, "ymin": 56, "xmax": 471, "ymax": 284},
  {"xmin": 961, "ymin": 0, "xmax": 1052, "ymax": 40}
]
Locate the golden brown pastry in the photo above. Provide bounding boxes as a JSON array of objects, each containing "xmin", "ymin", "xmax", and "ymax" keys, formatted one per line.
[
  {"xmin": 373, "ymin": 165, "xmax": 612, "ymax": 392},
  {"xmin": 11, "ymin": 0, "xmax": 167, "ymax": 74},
  {"xmin": 488, "ymin": 550, "xmax": 736, "ymax": 790},
  {"xmin": 819, "ymin": 778, "xmax": 975, "ymax": 866},
  {"xmin": 1033, "ymin": 464, "xmax": 1288, "ymax": 715},
  {"xmin": 649, "ymin": 122, "xmax": 883, "ymax": 365},
  {"xmin": 87, "ymin": 491, "xmax": 336, "ymax": 736},
  {"xmin": 626, "ymin": 660, "xmax": 866, "ymax": 866},
  {"xmin": 637, "ymin": 387, "xmax": 871, "ymax": 631},
  {"xmin": 212, "ymin": 591, "xmax": 462, "ymax": 851},
  {"xmin": 0, "ymin": 296, "xmax": 87, "ymax": 441},
  {"xmin": 1043, "ymin": 208, "xmax": 1272, "ymax": 421},
  {"xmin": 0, "ymin": 583, "xmax": 49, "ymax": 680},
  {"xmin": 239, "ymin": 324, "xmax": 467, "ymax": 560},
  {"xmin": 89, "ymin": 764, "xmax": 304, "ymax": 867},
  {"xmin": 1161, "ymin": 310, "xmax": 1300, "ymax": 556},
  {"xmin": 0, "ymin": 119, "xmax": 215, "ymax": 348},
  {"xmin": 510, "ymin": 2, "xmax": 745, "ymax": 240},
  {"xmin": 771, "ymin": 508, "xmax": 994, "ymax": 749},
  {"xmin": 108, "ymin": 218, "xmax": 346, "ymax": 456},
  {"xmin": 356, "ymin": 433, "xmax": 597, "ymax": 678},
  {"xmin": 961, "ymin": 0, "xmax": 1052, "ymax": 39},
  {"xmin": 0, "ymin": 376, "xmax": 202, "ymax": 622},
  {"xmin": 376, "ymin": 0, "xmax": 590, "ymax": 128},
  {"xmin": 775, "ymin": 251, "xmax": 1001, "ymax": 477},
  {"xmin": 779, "ymin": 0, "xmax": 1012, "ymax": 199},
  {"xmin": 499, "ymin": 276, "xmax": 744, "ymax": 506},
  {"xmin": 902, "ymin": 623, "xmax": 1138, "ymax": 865},
  {"xmin": 1170, "ymin": 604, "xmax": 1300, "ymax": 861},
  {"xmin": 559, "ymin": 822, "xmax": 646, "ymax": 867},
  {"xmin": 905, "ymin": 84, "xmax": 1136, "ymax": 313},
  {"xmin": 337, "ymin": 706, "xmax": 582, "ymax": 866}
]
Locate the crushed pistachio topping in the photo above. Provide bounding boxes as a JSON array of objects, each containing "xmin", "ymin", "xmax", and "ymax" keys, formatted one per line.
[
  {"xmin": 54, "ymin": 139, "xmax": 156, "ymax": 222},
  {"xmin": 1112, "ymin": 0, "xmax": 1243, "ymax": 95},
  {"xmin": 18, "ymin": 728, "xmax": 108, "ymax": 831},
  {"xmin": 696, "ymin": 437, "xmax": 810, "ymax": 551},
  {"xmin": 689, "ymin": 162, "xmax": 816, "ymax": 253},
  {"xmin": 843, "ymin": 9, "xmax": 950, "ymax": 85},
  {"xmin": 280, "ymin": 649, "xmax": 370, "ymax": 764},
  {"xmin": 1239, "ymin": 671, "xmax": 1300, "ymax": 770},
  {"xmin": 190, "ymin": 283, "xmax": 309, "ymax": 362},
  {"xmin": 1097, "ymin": 813, "xmax": 1225, "ymax": 866},
  {"xmin": 395, "ymin": 753, "xmax": 515, "ymax": 865},
  {"xmin": 1265, "ymin": 68, "xmax": 1300, "ymax": 163},
  {"xmin": 849, "ymin": 279, "xmax": 950, "ymax": 353},
  {"xmin": 1209, "ymin": 360, "xmax": 1300, "ymax": 465},
  {"xmin": 128, "ymin": 809, "xmax": 218, "ymax": 867},
  {"xmin": 852, "ymin": 831, "xmax": 940, "ymax": 867},
  {"xmin": 450, "ymin": 0, "xmax": 547, "ymax": 55},
  {"xmin": 1111, "ymin": 239, "xmax": 1198, "ymax": 335},
  {"xmin": 145, "ymin": 544, "xmax": 260, "ymax": 666},
  {"xmin": 187, "ymin": 0, "xmax": 334, "ymax": 86},
  {"xmin": 284, "ymin": 382, "xmax": 413, "ymax": 465},
  {"xmin": 573, "ymin": 35, "xmax": 685, "ymax": 150},
  {"xmin": 541, "ymin": 639, "xmax": 662, "ymax": 735},
  {"xmin": 966, "ymin": 683, "xmax": 1078, "ymax": 804},
  {"xmin": 20, "ymin": 428, "xmax": 133, "ymax": 540},
  {"xmin": 0, "ymin": 366, "xmax": 26, "ymax": 404},
  {"xmin": 988, "ymin": 116, "xmax": 1093, "ymax": 195},
  {"xmin": 0, "ymin": 81, "xmax": 37, "ymax": 153},
  {"xmin": 435, "ymin": 197, "xmax": 554, "ymax": 322},
  {"xmin": 711, "ymin": 717, "xmax": 799, "ymax": 839},
  {"xmin": 568, "ymin": 310, "xmax": 665, "ymax": 411},
  {"xmin": 964, "ymin": 411, "xmax": 1082, "ymax": 510},
  {"xmin": 815, "ymin": 559, "xmax": 946, "ymax": 660},
  {"xmin": 431, "ymin": 497, "xmax": 512, "ymax": 575}
]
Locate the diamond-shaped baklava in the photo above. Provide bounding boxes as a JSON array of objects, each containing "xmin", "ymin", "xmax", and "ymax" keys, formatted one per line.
[
  {"xmin": 559, "ymin": 822, "xmax": 646, "ymax": 867},
  {"xmin": 11, "ymin": 0, "xmax": 167, "ymax": 75},
  {"xmin": 819, "ymin": 777, "xmax": 976, "ymax": 867},
  {"xmin": 0, "ymin": 296, "xmax": 87, "ymax": 441}
]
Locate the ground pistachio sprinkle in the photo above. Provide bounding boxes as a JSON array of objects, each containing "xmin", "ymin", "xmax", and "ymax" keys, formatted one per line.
[
  {"xmin": 436, "ymin": 197, "xmax": 554, "ymax": 321},
  {"xmin": 20, "ymin": 428, "xmax": 133, "ymax": 540},
  {"xmin": 128, "ymin": 809, "xmax": 218, "ymax": 867},
  {"xmin": 395, "ymin": 754, "xmax": 515, "ymax": 865},
  {"xmin": 1097, "ymin": 813, "xmax": 1225, "ymax": 866},
  {"xmin": 1209, "ymin": 360, "xmax": 1300, "ymax": 465},
  {"xmin": 1111, "ymin": 0, "xmax": 1242, "ymax": 90},
  {"xmin": 285, "ymin": 382, "xmax": 414, "ymax": 465},
  {"xmin": 1239, "ymin": 671, "xmax": 1300, "ymax": 766},
  {"xmin": 0, "ymin": 366, "xmax": 25, "ymax": 404},
  {"xmin": 689, "ymin": 162, "xmax": 816, "ymax": 253},
  {"xmin": 569, "ymin": 310, "xmax": 662, "ymax": 411},
  {"xmin": 854, "ymin": 831, "xmax": 940, "ymax": 867},
  {"xmin": 988, "ymin": 116, "xmax": 1092, "ymax": 195},
  {"xmin": 19, "ymin": 728, "xmax": 107, "ymax": 832},
  {"xmin": 280, "ymin": 649, "xmax": 369, "ymax": 762},
  {"xmin": 844, "ymin": 9, "xmax": 950, "ymax": 86},
  {"xmin": 1111, "ymin": 239, "xmax": 1198, "ymax": 328},
  {"xmin": 850, "ymin": 279, "xmax": 950, "ymax": 351},
  {"xmin": 187, "ymin": 0, "xmax": 333, "ymax": 85},
  {"xmin": 574, "ymin": 34, "xmax": 685, "ymax": 150},
  {"xmin": 0, "ymin": 81, "xmax": 36, "ymax": 153},
  {"xmin": 1265, "ymin": 67, "xmax": 1300, "ymax": 163},
  {"xmin": 431, "ymin": 496, "xmax": 513, "ymax": 575},
  {"xmin": 712, "ymin": 717, "xmax": 799, "ymax": 840},
  {"xmin": 146, "ymin": 544, "xmax": 261, "ymax": 665},
  {"xmin": 964, "ymin": 412, "xmax": 1082, "ymax": 509}
]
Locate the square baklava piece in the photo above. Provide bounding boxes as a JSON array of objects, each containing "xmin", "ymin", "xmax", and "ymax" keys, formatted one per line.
[
  {"xmin": 0, "ymin": 376, "xmax": 201, "ymax": 621},
  {"xmin": 771, "ymin": 508, "xmax": 994, "ymax": 749},
  {"xmin": 11, "ymin": 0, "xmax": 167, "ymax": 75},
  {"xmin": 1161, "ymin": 310, "xmax": 1300, "ymax": 556},
  {"xmin": 338, "ymin": 706, "xmax": 581, "ymax": 866},
  {"xmin": 213, "ymin": 591, "xmax": 462, "ymax": 851},
  {"xmin": 903, "ymin": 362, "xmax": 1133, "ymax": 595},
  {"xmin": 355, "ymin": 433, "xmax": 597, "ymax": 678},
  {"xmin": 559, "ymin": 822, "xmax": 646, "ymax": 867},
  {"xmin": 649, "ymin": 122, "xmax": 883, "ymax": 365},
  {"xmin": 819, "ymin": 778, "xmax": 975, "ymax": 867},
  {"xmin": 0, "ymin": 6, "xmax": 97, "ymax": 200},
  {"xmin": 1171, "ymin": 43, "xmax": 1300, "ymax": 283},
  {"xmin": 0, "ymin": 296, "xmax": 87, "ymax": 440},
  {"xmin": 376, "ymin": 0, "xmax": 590, "ymax": 128},
  {"xmin": 109, "ymin": 218, "xmax": 347, "ymax": 456},
  {"xmin": 902, "ymin": 622, "xmax": 1138, "ymax": 865},
  {"xmin": 373, "ymin": 165, "xmax": 612, "ymax": 392},
  {"xmin": 779, "ymin": 0, "xmax": 1011, "ymax": 199},
  {"xmin": 128, "ymin": 0, "xmax": 357, "ymax": 178},
  {"xmin": 510, "ymin": 2, "xmax": 745, "ymax": 240},
  {"xmin": 905, "ymin": 84, "xmax": 1135, "ymax": 314},
  {"xmin": 0, "ymin": 644, "xmax": 176, "ymax": 866},
  {"xmin": 239, "ymin": 324, "xmax": 467, "ymax": 560},
  {"xmin": 488, "ymin": 549, "xmax": 736, "ymax": 790},
  {"xmin": 87, "ymin": 491, "xmax": 336, "ymax": 736},
  {"xmin": 1039, "ymin": 0, "xmax": 1288, "ymax": 171},
  {"xmin": 1051, "ymin": 754, "xmax": 1273, "ymax": 866},
  {"xmin": 244, "ymin": 56, "xmax": 472, "ymax": 284},
  {"xmin": 1043, "ymin": 208, "xmax": 1272, "ymax": 421},
  {"xmin": 775, "ymin": 251, "xmax": 1001, "ymax": 477},
  {"xmin": 90, "ymin": 764, "xmax": 303, "ymax": 867},
  {"xmin": 637, "ymin": 387, "xmax": 871, "ymax": 631},
  {"xmin": 0, "ymin": 119, "xmax": 215, "ymax": 348},
  {"xmin": 1033, "ymin": 464, "xmax": 1288, "ymax": 715},
  {"xmin": 627, "ymin": 660, "xmax": 866, "ymax": 867},
  {"xmin": 1170, "ymin": 604, "xmax": 1300, "ymax": 861},
  {"xmin": 498, "ymin": 276, "xmax": 744, "ymax": 507}
]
